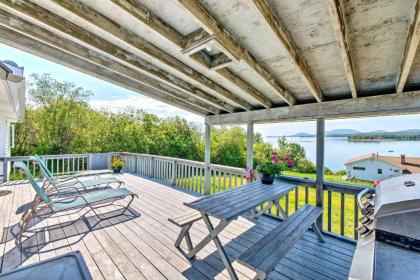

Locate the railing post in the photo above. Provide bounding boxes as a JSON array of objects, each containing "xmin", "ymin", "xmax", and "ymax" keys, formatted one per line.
[
  {"xmin": 2, "ymin": 158, "xmax": 8, "ymax": 182},
  {"xmin": 171, "ymin": 160, "xmax": 177, "ymax": 185},
  {"xmin": 133, "ymin": 155, "xmax": 138, "ymax": 173},
  {"xmin": 107, "ymin": 153, "xmax": 111, "ymax": 169},
  {"xmin": 150, "ymin": 156, "xmax": 155, "ymax": 178},
  {"xmin": 88, "ymin": 154, "xmax": 93, "ymax": 170},
  {"xmin": 316, "ymin": 118, "xmax": 325, "ymax": 229},
  {"xmin": 204, "ymin": 124, "xmax": 211, "ymax": 195}
]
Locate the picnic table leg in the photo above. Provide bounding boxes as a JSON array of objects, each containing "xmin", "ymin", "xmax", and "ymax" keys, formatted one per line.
[
  {"xmin": 274, "ymin": 198, "xmax": 287, "ymax": 219},
  {"xmin": 174, "ymin": 224, "xmax": 191, "ymax": 248},
  {"xmin": 186, "ymin": 215, "xmax": 230, "ymax": 259},
  {"xmin": 251, "ymin": 201, "xmax": 273, "ymax": 218},
  {"xmin": 201, "ymin": 213, "xmax": 239, "ymax": 280},
  {"xmin": 311, "ymin": 223, "xmax": 325, "ymax": 242}
]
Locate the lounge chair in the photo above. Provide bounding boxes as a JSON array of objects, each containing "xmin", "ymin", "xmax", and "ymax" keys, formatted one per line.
[
  {"xmin": 14, "ymin": 161, "xmax": 138, "ymax": 245},
  {"xmin": 30, "ymin": 155, "xmax": 123, "ymax": 194}
]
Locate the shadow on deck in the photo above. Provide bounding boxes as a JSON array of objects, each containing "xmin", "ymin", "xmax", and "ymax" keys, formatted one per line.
[{"xmin": 0, "ymin": 173, "xmax": 355, "ymax": 280}]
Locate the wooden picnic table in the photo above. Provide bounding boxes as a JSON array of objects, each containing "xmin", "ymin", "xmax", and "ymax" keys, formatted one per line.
[{"xmin": 184, "ymin": 179, "xmax": 298, "ymax": 280}]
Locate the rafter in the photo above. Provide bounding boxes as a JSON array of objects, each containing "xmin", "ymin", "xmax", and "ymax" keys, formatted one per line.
[
  {"xmin": 0, "ymin": 26, "xmax": 209, "ymax": 116},
  {"xmin": 177, "ymin": 0, "xmax": 296, "ymax": 106},
  {"xmin": 0, "ymin": 0, "xmax": 242, "ymax": 112},
  {"xmin": 327, "ymin": 0, "xmax": 357, "ymax": 99},
  {"xmin": 0, "ymin": 10, "xmax": 219, "ymax": 115},
  {"xmin": 51, "ymin": 0, "xmax": 250, "ymax": 111},
  {"xmin": 251, "ymin": 0, "xmax": 324, "ymax": 102},
  {"xmin": 111, "ymin": 0, "xmax": 274, "ymax": 109},
  {"xmin": 396, "ymin": 0, "xmax": 420, "ymax": 94}
]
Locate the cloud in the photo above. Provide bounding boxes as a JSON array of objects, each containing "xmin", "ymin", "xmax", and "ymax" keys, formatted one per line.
[{"xmin": 89, "ymin": 94, "xmax": 204, "ymax": 125}]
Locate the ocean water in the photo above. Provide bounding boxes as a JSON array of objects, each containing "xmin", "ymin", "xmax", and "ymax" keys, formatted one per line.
[{"xmin": 265, "ymin": 137, "xmax": 420, "ymax": 171}]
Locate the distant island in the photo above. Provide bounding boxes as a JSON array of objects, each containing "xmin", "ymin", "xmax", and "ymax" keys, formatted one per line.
[
  {"xmin": 287, "ymin": 129, "xmax": 361, "ymax": 137},
  {"xmin": 270, "ymin": 129, "xmax": 420, "ymax": 141},
  {"xmin": 348, "ymin": 129, "xmax": 420, "ymax": 141}
]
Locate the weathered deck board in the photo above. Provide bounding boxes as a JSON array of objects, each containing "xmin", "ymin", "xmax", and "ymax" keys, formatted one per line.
[{"xmin": 0, "ymin": 173, "xmax": 355, "ymax": 279}]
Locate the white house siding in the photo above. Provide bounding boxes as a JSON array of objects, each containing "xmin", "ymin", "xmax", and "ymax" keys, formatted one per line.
[
  {"xmin": 0, "ymin": 119, "xmax": 11, "ymax": 176},
  {"xmin": 346, "ymin": 158, "xmax": 403, "ymax": 181}
]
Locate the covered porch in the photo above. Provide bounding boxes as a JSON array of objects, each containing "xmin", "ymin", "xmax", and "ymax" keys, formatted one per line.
[{"xmin": 0, "ymin": 0, "xmax": 419, "ymax": 279}]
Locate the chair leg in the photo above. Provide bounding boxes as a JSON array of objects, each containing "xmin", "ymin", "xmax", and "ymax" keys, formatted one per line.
[
  {"xmin": 90, "ymin": 194, "xmax": 138, "ymax": 220},
  {"xmin": 16, "ymin": 207, "xmax": 35, "ymax": 245}
]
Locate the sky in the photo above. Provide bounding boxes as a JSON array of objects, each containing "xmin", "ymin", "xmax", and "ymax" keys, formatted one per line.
[{"xmin": 2, "ymin": 42, "xmax": 420, "ymax": 137}]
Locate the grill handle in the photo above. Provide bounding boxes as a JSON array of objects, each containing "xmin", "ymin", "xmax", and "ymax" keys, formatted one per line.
[{"xmin": 357, "ymin": 188, "xmax": 370, "ymax": 215}]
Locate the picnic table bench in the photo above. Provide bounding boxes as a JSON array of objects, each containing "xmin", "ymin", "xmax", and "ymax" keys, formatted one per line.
[
  {"xmin": 237, "ymin": 204, "xmax": 324, "ymax": 279},
  {"xmin": 170, "ymin": 179, "xmax": 324, "ymax": 279}
]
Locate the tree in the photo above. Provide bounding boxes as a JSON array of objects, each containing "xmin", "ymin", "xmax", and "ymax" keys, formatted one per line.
[
  {"xmin": 277, "ymin": 136, "xmax": 306, "ymax": 165},
  {"xmin": 13, "ymin": 73, "xmax": 276, "ymax": 169}
]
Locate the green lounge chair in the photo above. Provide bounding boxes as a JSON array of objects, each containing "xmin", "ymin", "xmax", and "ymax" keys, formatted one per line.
[
  {"xmin": 14, "ymin": 161, "xmax": 138, "ymax": 245},
  {"xmin": 30, "ymin": 155, "xmax": 123, "ymax": 194}
]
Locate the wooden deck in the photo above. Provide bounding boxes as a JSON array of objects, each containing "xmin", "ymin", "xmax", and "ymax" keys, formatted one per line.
[{"xmin": 0, "ymin": 173, "xmax": 355, "ymax": 280}]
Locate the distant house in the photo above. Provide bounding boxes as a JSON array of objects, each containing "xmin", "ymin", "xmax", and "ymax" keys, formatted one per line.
[
  {"xmin": 0, "ymin": 60, "xmax": 25, "ymax": 176},
  {"xmin": 345, "ymin": 153, "xmax": 420, "ymax": 181}
]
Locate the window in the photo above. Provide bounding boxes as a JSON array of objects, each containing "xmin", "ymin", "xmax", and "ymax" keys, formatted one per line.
[
  {"xmin": 378, "ymin": 168, "xmax": 382, "ymax": 174},
  {"xmin": 353, "ymin": 166, "xmax": 365, "ymax": 171}
]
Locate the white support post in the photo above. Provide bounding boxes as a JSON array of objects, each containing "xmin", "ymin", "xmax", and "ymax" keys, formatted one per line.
[
  {"xmin": 316, "ymin": 118, "xmax": 325, "ymax": 229},
  {"xmin": 246, "ymin": 123, "xmax": 254, "ymax": 169},
  {"xmin": 204, "ymin": 124, "xmax": 211, "ymax": 195}
]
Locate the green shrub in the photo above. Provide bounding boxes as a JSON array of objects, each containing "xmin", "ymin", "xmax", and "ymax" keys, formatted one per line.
[
  {"xmin": 295, "ymin": 159, "xmax": 316, "ymax": 173},
  {"xmin": 335, "ymin": 169, "xmax": 347, "ymax": 176}
]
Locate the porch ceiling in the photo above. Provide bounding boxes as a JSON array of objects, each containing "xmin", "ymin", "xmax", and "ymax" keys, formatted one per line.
[{"xmin": 0, "ymin": 0, "xmax": 419, "ymax": 121}]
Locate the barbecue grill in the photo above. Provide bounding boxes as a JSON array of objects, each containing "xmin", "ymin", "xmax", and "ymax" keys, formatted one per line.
[{"xmin": 349, "ymin": 173, "xmax": 420, "ymax": 280}]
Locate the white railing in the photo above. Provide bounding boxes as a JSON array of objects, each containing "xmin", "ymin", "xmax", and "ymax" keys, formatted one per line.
[
  {"xmin": 1, "ymin": 152, "xmax": 370, "ymax": 242},
  {"xmin": 119, "ymin": 152, "xmax": 247, "ymax": 194},
  {"xmin": 0, "ymin": 153, "xmax": 108, "ymax": 181}
]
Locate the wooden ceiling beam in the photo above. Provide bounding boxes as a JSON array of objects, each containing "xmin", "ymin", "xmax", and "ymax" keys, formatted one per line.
[
  {"xmin": 206, "ymin": 91, "xmax": 420, "ymax": 125},
  {"xmin": 0, "ymin": 26, "xmax": 208, "ymax": 116},
  {"xmin": 0, "ymin": 10, "xmax": 218, "ymax": 115},
  {"xmin": 251, "ymin": 0, "xmax": 324, "ymax": 103},
  {"xmin": 51, "ymin": 0, "xmax": 251, "ymax": 111},
  {"xmin": 327, "ymin": 0, "xmax": 357, "ymax": 99},
  {"xmin": 396, "ymin": 0, "xmax": 420, "ymax": 94},
  {"xmin": 177, "ymin": 0, "xmax": 296, "ymax": 106},
  {"xmin": 0, "ymin": 0, "xmax": 238, "ymax": 113},
  {"xmin": 111, "ymin": 0, "xmax": 274, "ymax": 109},
  {"xmin": 110, "ymin": 0, "xmax": 185, "ymax": 48}
]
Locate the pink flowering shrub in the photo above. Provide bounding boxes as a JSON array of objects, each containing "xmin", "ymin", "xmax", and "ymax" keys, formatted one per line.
[{"xmin": 246, "ymin": 150, "xmax": 296, "ymax": 181}]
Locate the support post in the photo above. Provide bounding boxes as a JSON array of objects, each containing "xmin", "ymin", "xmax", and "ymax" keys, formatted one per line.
[
  {"xmin": 204, "ymin": 124, "xmax": 211, "ymax": 195},
  {"xmin": 316, "ymin": 118, "xmax": 325, "ymax": 229},
  {"xmin": 246, "ymin": 123, "xmax": 254, "ymax": 169}
]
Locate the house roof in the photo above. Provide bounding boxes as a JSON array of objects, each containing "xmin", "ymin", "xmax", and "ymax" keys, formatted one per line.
[
  {"xmin": 1, "ymin": 0, "xmax": 420, "ymax": 123},
  {"xmin": 345, "ymin": 153, "xmax": 420, "ymax": 174}
]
